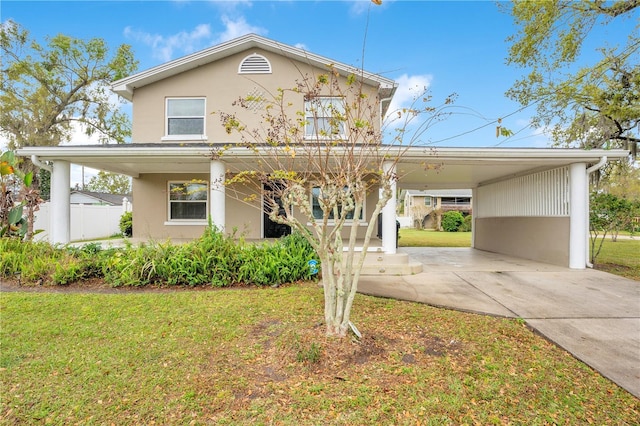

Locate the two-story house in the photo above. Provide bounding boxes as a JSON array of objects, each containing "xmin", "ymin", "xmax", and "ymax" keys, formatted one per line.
[
  {"xmin": 108, "ymin": 34, "xmax": 396, "ymax": 244},
  {"xmin": 18, "ymin": 34, "xmax": 630, "ymax": 269},
  {"xmin": 403, "ymin": 189, "xmax": 472, "ymax": 229}
]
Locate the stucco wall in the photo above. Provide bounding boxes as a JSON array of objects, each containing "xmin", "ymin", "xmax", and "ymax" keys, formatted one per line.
[
  {"xmin": 131, "ymin": 47, "xmax": 381, "ymax": 144},
  {"xmin": 474, "ymin": 217, "xmax": 570, "ymax": 267},
  {"xmin": 132, "ymin": 173, "xmax": 382, "ymax": 241},
  {"xmin": 132, "ymin": 173, "xmax": 258, "ymax": 240}
]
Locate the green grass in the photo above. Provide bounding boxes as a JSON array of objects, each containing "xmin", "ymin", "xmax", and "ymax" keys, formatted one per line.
[
  {"xmin": 2, "ymin": 284, "xmax": 638, "ymax": 424},
  {"xmin": 399, "ymin": 228, "xmax": 471, "ymax": 247},
  {"xmin": 591, "ymin": 237, "xmax": 640, "ymax": 280}
]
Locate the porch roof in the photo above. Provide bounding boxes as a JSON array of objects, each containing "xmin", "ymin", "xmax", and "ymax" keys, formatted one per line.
[{"xmin": 17, "ymin": 144, "xmax": 630, "ymax": 190}]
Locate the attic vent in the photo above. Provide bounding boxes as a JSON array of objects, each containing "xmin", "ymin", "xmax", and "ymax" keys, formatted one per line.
[{"xmin": 238, "ymin": 53, "xmax": 272, "ymax": 74}]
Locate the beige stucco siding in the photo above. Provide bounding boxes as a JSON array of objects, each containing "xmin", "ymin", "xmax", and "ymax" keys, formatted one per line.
[
  {"xmin": 474, "ymin": 217, "xmax": 570, "ymax": 267},
  {"xmin": 131, "ymin": 48, "xmax": 381, "ymax": 144},
  {"xmin": 132, "ymin": 173, "xmax": 258, "ymax": 240},
  {"xmin": 132, "ymin": 173, "xmax": 381, "ymax": 241}
]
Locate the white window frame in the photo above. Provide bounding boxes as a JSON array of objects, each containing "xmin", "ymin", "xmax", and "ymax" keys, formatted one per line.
[
  {"xmin": 162, "ymin": 97, "xmax": 208, "ymax": 141},
  {"xmin": 304, "ymin": 97, "xmax": 346, "ymax": 139},
  {"xmin": 424, "ymin": 196, "xmax": 432, "ymax": 207},
  {"xmin": 166, "ymin": 180, "xmax": 209, "ymax": 224},
  {"xmin": 310, "ymin": 186, "xmax": 366, "ymax": 225}
]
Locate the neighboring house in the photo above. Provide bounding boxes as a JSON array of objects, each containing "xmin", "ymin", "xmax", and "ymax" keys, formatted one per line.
[
  {"xmin": 70, "ymin": 190, "xmax": 132, "ymax": 207},
  {"xmin": 17, "ymin": 34, "xmax": 630, "ymax": 269},
  {"xmin": 403, "ymin": 189, "xmax": 471, "ymax": 229}
]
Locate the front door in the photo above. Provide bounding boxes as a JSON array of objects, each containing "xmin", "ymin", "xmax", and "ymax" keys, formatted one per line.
[{"xmin": 263, "ymin": 183, "xmax": 291, "ymax": 238}]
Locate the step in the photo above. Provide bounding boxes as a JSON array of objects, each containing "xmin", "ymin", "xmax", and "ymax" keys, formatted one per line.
[
  {"xmin": 360, "ymin": 261, "xmax": 423, "ymax": 276},
  {"xmin": 343, "ymin": 252, "xmax": 423, "ymax": 276}
]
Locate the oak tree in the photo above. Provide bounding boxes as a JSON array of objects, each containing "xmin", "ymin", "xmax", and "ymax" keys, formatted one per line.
[
  {"xmin": 0, "ymin": 20, "xmax": 138, "ymax": 150},
  {"xmin": 86, "ymin": 171, "xmax": 131, "ymax": 195},
  {"xmin": 504, "ymin": 0, "xmax": 639, "ymax": 152}
]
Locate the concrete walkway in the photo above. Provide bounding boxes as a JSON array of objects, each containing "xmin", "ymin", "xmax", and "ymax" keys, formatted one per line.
[{"xmin": 358, "ymin": 247, "xmax": 640, "ymax": 398}]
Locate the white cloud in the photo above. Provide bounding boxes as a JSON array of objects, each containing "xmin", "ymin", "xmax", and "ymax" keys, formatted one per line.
[
  {"xmin": 124, "ymin": 15, "xmax": 267, "ymax": 62},
  {"xmin": 386, "ymin": 73, "xmax": 433, "ymax": 119},
  {"xmin": 217, "ymin": 15, "xmax": 265, "ymax": 42},
  {"xmin": 124, "ymin": 24, "xmax": 212, "ymax": 62},
  {"xmin": 349, "ymin": 0, "xmax": 386, "ymax": 15}
]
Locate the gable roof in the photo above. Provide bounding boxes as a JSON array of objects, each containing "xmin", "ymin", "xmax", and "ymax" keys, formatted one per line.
[
  {"xmin": 70, "ymin": 190, "xmax": 132, "ymax": 206},
  {"xmin": 111, "ymin": 33, "xmax": 397, "ymax": 106}
]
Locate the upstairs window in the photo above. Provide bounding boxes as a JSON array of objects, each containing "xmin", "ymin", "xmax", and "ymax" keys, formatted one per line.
[
  {"xmin": 304, "ymin": 97, "xmax": 346, "ymax": 139},
  {"xmin": 166, "ymin": 98, "xmax": 205, "ymax": 137},
  {"xmin": 424, "ymin": 196, "xmax": 432, "ymax": 206}
]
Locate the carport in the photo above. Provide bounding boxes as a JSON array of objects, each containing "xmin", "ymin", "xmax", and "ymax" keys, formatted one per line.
[
  {"xmin": 18, "ymin": 145, "xmax": 629, "ymax": 270},
  {"xmin": 394, "ymin": 147, "xmax": 629, "ymax": 269}
]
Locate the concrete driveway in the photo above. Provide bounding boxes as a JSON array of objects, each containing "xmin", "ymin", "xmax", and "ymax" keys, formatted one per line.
[{"xmin": 358, "ymin": 247, "xmax": 640, "ymax": 398}]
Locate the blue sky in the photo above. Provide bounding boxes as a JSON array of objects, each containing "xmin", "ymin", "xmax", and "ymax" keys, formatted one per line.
[{"xmin": 2, "ymin": 0, "xmax": 635, "ymax": 153}]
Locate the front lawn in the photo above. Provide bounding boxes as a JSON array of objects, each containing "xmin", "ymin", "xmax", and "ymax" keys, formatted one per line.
[
  {"xmin": 399, "ymin": 229, "xmax": 471, "ymax": 247},
  {"xmin": 1, "ymin": 285, "xmax": 637, "ymax": 424},
  {"xmin": 591, "ymin": 237, "xmax": 640, "ymax": 280}
]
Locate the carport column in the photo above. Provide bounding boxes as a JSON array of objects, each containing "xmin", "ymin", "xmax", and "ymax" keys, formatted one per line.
[
  {"xmin": 382, "ymin": 161, "xmax": 397, "ymax": 254},
  {"xmin": 569, "ymin": 163, "xmax": 588, "ymax": 269},
  {"xmin": 210, "ymin": 160, "xmax": 226, "ymax": 231},
  {"xmin": 471, "ymin": 187, "xmax": 478, "ymax": 248},
  {"xmin": 50, "ymin": 160, "xmax": 71, "ymax": 244}
]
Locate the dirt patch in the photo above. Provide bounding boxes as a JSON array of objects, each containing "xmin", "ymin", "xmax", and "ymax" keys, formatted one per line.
[{"xmin": 423, "ymin": 336, "xmax": 463, "ymax": 357}]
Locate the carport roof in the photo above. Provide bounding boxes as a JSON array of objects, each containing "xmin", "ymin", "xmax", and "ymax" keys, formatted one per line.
[{"xmin": 18, "ymin": 144, "xmax": 629, "ymax": 190}]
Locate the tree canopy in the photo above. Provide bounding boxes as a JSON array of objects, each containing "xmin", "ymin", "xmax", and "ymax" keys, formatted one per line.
[
  {"xmin": 0, "ymin": 20, "xmax": 138, "ymax": 149},
  {"xmin": 504, "ymin": 0, "xmax": 639, "ymax": 152},
  {"xmin": 86, "ymin": 171, "xmax": 132, "ymax": 195}
]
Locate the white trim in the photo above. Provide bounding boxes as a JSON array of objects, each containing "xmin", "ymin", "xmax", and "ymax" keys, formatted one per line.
[
  {"xmin": 304, "ymin": 96, "xmax": 347, "ymax": 140},
  {"xmin": 238, "ymin": 53, "xmax": 272, "ymax": 74},
  {"xmin": 112, "ymin": 34, "xmax": 397, "ymax": 102},
  {"xmin": 167, "ymin": 180, "xmax": 209, "ymax": 222},
  {"xmin": 161, "ymin": 135, "xmax": 208, "ymax": 142},
  {"xmin": 165, "ymin": 97, "xmax": 206, "ymax": 138},
  {"xmin": 17, "ymin": 146, "xmax": 631, "ymax": 162}
]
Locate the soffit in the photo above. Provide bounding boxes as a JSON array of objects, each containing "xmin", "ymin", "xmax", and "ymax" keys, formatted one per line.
[{"xmin": 18, "ymin": 145, "xmax": 629, "ymax": 189}]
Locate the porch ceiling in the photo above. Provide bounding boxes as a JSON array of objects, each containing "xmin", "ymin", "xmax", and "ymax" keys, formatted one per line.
[{"xmin": 17, "ymin": 145, "xmax": 629, "ymax": 190}]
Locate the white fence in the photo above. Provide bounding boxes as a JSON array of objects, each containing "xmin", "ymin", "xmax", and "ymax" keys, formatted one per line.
[
  {"xmin": 33, "ymin": 203, "xmax": 130, "ymax": 242},
  {"xmin": 476, "ymin": 166, "xmax": 570, "ymax": 218}
]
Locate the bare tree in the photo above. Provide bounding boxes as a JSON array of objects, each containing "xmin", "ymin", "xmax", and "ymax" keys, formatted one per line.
[{"xmin": 218, "ymin": 66, "xmax": 452, "ymax": 337}]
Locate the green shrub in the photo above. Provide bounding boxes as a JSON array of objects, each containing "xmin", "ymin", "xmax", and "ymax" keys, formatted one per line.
[
  {"xmin": 119, "ymin": 211, "xmax": 132, "ymax": 237},
  {"xmin": 459, "ymin": 214, "xmax": 472, "ymax": 232},
  {"xmin": 441, "ymin": 211, "xmax": 465, "ymax": 232},
  {"xmin": 0, "ymin": 239, "xmax": 108, "ymax": 285},
  {"xmin": 1, "ymin": 225, "xmax": 319, "ymax": 288}
]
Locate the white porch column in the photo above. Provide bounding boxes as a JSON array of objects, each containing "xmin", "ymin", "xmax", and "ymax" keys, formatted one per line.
[
  {"xmin": 50, "ymin": 160, "xmax": 71, "ymax": 244},
  {"xmin": 209, "ymin": 160, "xmax": 226, "ymax": 231},
  {"xmin": 471, "ymin": 187, "xmax": 478, "ymax": 248},
  {"xmin": 569, "ymin": 162, "xmax": 588, "ymax": 269},
  {"xmin": 381, "ymin": 161, "xmax": 397, "ymax": 254}
]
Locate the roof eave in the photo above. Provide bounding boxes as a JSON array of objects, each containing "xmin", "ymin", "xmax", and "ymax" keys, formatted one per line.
[{"xmin": 111, "ymin": 34, "xmax": 397, "ymax": 101}]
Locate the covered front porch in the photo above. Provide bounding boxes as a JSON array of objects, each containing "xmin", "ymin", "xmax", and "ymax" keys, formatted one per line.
[{"xmin": 17, "ymin": 145, "xmax": 629, "ymax": 270}]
